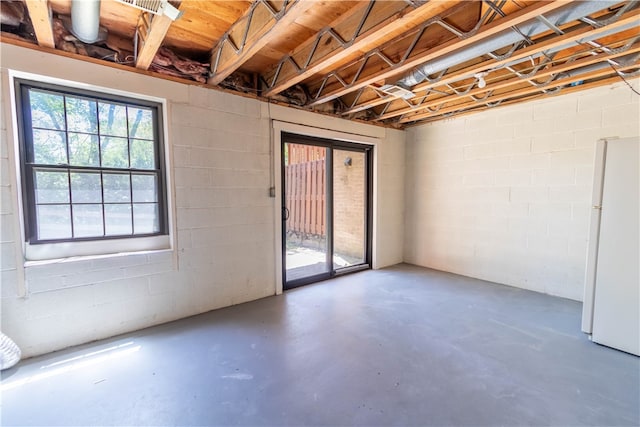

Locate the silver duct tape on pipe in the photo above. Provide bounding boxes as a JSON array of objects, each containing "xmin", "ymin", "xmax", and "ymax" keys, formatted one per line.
[
  {"xmin": 397, "ymin": 0, "xmax": 622, "ymax": 88},
  {"xmin": 71, "ymin": 0, "xmax": 101, "ymax": 44}
]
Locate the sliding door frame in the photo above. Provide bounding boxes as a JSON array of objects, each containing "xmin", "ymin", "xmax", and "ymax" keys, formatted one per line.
[{"xmin": 281, "ymin": 132, "xmax": 373, "ymax": 290}]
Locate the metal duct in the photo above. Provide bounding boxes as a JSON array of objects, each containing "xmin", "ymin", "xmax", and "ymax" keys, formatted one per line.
[
  {"xmin": 563, "ymin": 51, "xmax": 640, "ymax": 78},
  {"xmin": 71, "ymin": 0, "xmax": 101, "ymax": 44},
  {"xmin": 396, "ymin": 1, "xmax": 623, "ymax": 88}
]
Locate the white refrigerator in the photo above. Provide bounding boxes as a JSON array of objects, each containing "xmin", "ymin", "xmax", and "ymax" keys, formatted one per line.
[{"xmin": 582, "ymin": 137, "xmax": 639, "ymax": 356}]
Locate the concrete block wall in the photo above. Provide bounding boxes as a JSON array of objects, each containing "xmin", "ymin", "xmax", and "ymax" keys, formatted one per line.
[
  {"xmin": 405, "ymin": 80, "xmax": 640, "ymax": 301},
  {"xmin": 0, "ymin": 43, "xmax": 405, "ymax": 357}
]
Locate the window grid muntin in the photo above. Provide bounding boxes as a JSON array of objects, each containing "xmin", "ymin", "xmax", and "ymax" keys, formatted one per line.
[{"xmin": 17, "ymin": 80, "xmax": 166, "ymax": 244}]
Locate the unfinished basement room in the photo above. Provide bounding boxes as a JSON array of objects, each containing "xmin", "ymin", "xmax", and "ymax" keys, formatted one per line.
[{"xmin": 0, "ymin": 0, "xmax": 639, "ymax": 425}]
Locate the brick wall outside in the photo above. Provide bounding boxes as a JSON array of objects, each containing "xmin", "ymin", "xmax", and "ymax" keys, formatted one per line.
[{"xmin": 333, "ymin": 150, "xmax": 366, "ymax": 261}]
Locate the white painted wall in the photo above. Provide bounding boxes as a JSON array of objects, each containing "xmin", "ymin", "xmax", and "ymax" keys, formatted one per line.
[
  {"xmin": 0, "ymin": 43, "xmax": 405, "ymax": 357},
  {"xmin": 405, "ymin": 80, "xmax": 640, "ymax": 301}
]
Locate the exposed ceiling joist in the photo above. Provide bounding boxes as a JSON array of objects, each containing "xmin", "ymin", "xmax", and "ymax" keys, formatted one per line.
[
  {"xmin": 24, "ymin": 0, "xmax": 55, "ymax": 49},
  {"xmin": 307, "ymin": 1, "xmax": 575, "ymax": 107},
  {"xmin": 5, "ymin": 0, "xmax": 637, "ymax": 128},
  {"xmin": 371, "ymin": 11, "xmax": 640, "ymax": 121},
  {"xmin": 400, "ymin": 64, "xmax": 640, "ymax": 124},
  {"xmin": 406, "ymin": 75, "xmax": 623, "ymax": 126},
  {"xmin": 208, "ymin": 0, "xmax": 317, "ymax": 85},
  {"xmin": 262, "ymin": 0, "xmax": 460, "ymax": 98},
  {"xmin": 135, "ymin": 6, "xmax": 182, "ymax": 70},
  {"xmin": 380, "ymin": 43, "xmax": 640, "ymax": 122}
]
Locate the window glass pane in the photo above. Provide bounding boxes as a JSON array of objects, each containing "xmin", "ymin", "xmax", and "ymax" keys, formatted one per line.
[
  {"xmin": 130, "ymin": 139, "xmax": 155, "ymax": 169},
  {"xmin": 29, "ymin": 90, "xmax": 65, "ymax": 130},
  {"xmin": 103, "ymin": 173, "xmax": 131, "ymax": 203},
  {"xmin": 133, "ymin": 203, "xmax": 159, "ymax": 234},
  {"xmin": 72, "ymin": 204, "xmax": 103, "ymax": 237},
  {"xmin": 105, "ymin": 204, "xmax": 132, "ymax": 236},
  {"xmin": 37, "ymin": 205, "xmax": 71, "ymax": 239},
  {"xmin": 98, "ymin": 102, "xmax": 127, "ymax": 137},
  {"xmin": 66, "ymin": 97, "xmax": 97, "ymax": 133},
  {"xmin": 68, "ymin": 133, "xmax": 99, "ymax": 166},
  {"xmin": 33, "ymin": 129, "xmax": 67, "ymax": 164},
  {"xmin": 132, "ymin": 174, "xmax": 157, "ymax": 202},
  {"xmin": 101, "ymin": 136, "xmax": 129, "ymax": 168},
  {"xmin": 35, "ymin": 170, "xmax": 69, "ymax": 203},
  {"xmin": 128, "ymin": 107, "xmax": 154, "ymax": 140},
  {"xmin": 71, "ymin": 172, "xmax": 102, "ymax": 203}
]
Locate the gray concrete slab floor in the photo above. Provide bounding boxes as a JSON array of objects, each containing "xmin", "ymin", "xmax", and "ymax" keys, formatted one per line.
[{"xmin": 2, "ymin": 264, "xmax": 639, "ymax": 426}]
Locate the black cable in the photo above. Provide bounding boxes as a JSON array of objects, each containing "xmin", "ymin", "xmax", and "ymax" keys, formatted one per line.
[{"xmin": 610, "ymin": 64, "xmax": 640, "ymax": 96}]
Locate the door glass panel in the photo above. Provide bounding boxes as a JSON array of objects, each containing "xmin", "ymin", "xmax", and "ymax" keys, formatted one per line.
[
  {"xmin": 284, "ymin": 143, "xmax": 329, "ymax": 282},
  {"xmin": 333, "ymin": 150, "xmax": 366, "ymax": 268}
]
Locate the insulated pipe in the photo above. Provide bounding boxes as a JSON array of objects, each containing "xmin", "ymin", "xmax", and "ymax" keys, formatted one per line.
[
  {"xmin": 563, "ymin": 51, "xmax": 640, "ymax": 77},
  {"xmin": 71, "ymin": 0, "xmax": 101, "ymax": 44},
  {"xmin": 396, "ymin": 0, "xmax": 625, "ymax": 88}
]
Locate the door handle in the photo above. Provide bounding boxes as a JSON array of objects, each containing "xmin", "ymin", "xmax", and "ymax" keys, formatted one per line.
[{"xmin": 282, "ymin": 207, "xmax": 290, "ymax": 221}]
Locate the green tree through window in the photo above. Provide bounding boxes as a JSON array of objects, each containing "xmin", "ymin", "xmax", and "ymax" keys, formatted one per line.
[{"xmin": 17, "ymin": 80, "xmax": 167, "ymax": 243}]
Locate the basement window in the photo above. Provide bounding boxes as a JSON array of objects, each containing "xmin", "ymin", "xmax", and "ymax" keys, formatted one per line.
[{"xmin": 14, "ymin": 79, "xmax": 170, "ymax": 261}]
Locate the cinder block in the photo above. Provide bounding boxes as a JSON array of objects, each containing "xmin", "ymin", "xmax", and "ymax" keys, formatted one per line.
[
  {"xmin": 91, "ymin": 276, "xmax": 149, "ymax": 305},
  {"xmin": 553, "ymin": 109, "xmax": 602, "ymax": 133},
  {"xmin": 531, "ymin": 133, "xmax": 574, "ymax": 153},
  {"xmin": 602, "ymin": 103, "xmax": 640, "ymax": 128},
  {"xmin": 526, "ymin": 235, "xmax": 569, "ymax": 256},
  {"xmin": 509, "ymin": 153, "xmax": 550, "ymax": 170},
  {"xmin": 464, "ymin": 143, "xmax": 495, "ymax": 160},
  {"xmin": 528, "ymin": 202, "xmax": 572, "ymax": 220},
  {"xmin": 1, "ymin": 269, "xmax": 18, "ymax": 298},
  {"xmin": 0, "ymin": 130, "xmax": 9, "ymax": 159},
  {"xmin": 495, "ymin": 169, "xmax": 531, "ymax": 186},
  {"xmin": 124, "ymin": 261, "xmax": 173, "ymax": 279},
  {"xmin": 1, "ymin": 242, "xmax": 16, "ymax": 270},
  {"xmin": 577, "ymin": 83, "xmax": 633, "ymax": 112},
  {"xmin": 532, "ymin": 167, "xmax": 576, "ymax": 186},
  {"xmin": 532, "ymin": 97, "xmax": 577, "ymax": 121},
  {"xmin": 574, "ymin": 124, "xmax": 640, "ymax": 148},
  {"xmin": 510, "ymin": 187, "xmax": 549, "ymax": 203},
  {"xmin": 514, "ymin": 118, "xmax": 554, "ymax": 138},
  {"xmin": 549, "ymin": 185, "xmax": 591, "ymax": 203},
  {"xmin": 550, "ymin": 148, "xmax": 595, "ymax": 168},
  {"xmin": 63, "ymin": 267, "xmax": 126, "ymax": 287},
  {"xmin": 492, "ymin": 137, "xmax": 531, "ymax": 156}
]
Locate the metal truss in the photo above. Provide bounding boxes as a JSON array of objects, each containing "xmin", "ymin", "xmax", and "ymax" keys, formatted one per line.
[
  {"xmin": 337, "ymin": 2, "xmax": 639, "ymax": 125},
  {"xmin": 308, "ymin": 0, "xmax": 507, "ymax": 106}
]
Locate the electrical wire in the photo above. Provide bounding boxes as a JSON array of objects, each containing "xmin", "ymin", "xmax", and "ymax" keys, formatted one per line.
[{"xmin": 609, "ymin": 64, "xmax": 640, "ymax": 96}]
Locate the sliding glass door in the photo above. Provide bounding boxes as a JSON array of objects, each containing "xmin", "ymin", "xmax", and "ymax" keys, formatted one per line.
[{"xmin": 282, "ymin": 133, "xmax": 371, "ymax": 289}]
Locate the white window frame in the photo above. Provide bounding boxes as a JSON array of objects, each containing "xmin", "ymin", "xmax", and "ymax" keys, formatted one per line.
[{"xmin": 8, "ymin": 70, "xmax": 175, "ymax": 262}]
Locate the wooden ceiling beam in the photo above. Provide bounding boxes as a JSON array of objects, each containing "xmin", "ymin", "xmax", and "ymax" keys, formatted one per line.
[
  {"xmin": 24, "ymin": 0, "xmax": 55, "ymax": 49},
  {"xmin": 307, "ymin": 1, "xmax": 579, "ymax": 107},
  {"xmin": 377, "ymin": 40, "xmax": 640, "ymax": 122},
  {"xmin": 262, "ymin": 0, "xmax": 460, "ymax": 98},
  {"xmin": 208, "ymin": 0, "xmax": 317, "ymax": 86},
  {"xmin": 412, "ymin": 7, "xmax": 640, "ymax": 93},
  {"xmin": 405, "ymin": 76, "xmax": 622, "ymax": 126},
  {"xmin": 342, "ymin": 6, "xmax": 640, "ymax": 116},
  {"xmin": 399, "ymin": 64, "xmax": 639, "ymax": 124},
  {"xmin": 135, "ymin": 6, "xmax": 182, "ymax": 70}
]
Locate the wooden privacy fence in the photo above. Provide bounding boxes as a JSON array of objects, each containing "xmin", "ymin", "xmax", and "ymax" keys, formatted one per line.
[{"xmin": 285, "ymin": 158, "xmax": 326, "ymax": 236}]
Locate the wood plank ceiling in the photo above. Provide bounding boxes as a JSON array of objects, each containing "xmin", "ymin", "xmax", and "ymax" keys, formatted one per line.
[{"xmin": 2, "ymin": 0, "xmax": 639, "ymax": 128}]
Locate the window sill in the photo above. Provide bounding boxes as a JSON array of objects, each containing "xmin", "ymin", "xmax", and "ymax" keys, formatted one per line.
[{"xmin": 24, "ymin": 247, "xmax": 174, "ymax": 268}]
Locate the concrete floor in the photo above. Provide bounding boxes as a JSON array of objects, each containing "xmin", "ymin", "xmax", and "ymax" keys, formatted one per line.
[{"xmin": 2, "ymin": 264, "xmax": 639, "ymax": 426}]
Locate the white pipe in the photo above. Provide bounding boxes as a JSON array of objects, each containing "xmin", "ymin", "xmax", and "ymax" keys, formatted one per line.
[{"xmin": 71, "ymin": 0, "xmax": 101, "ymax": 44}]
